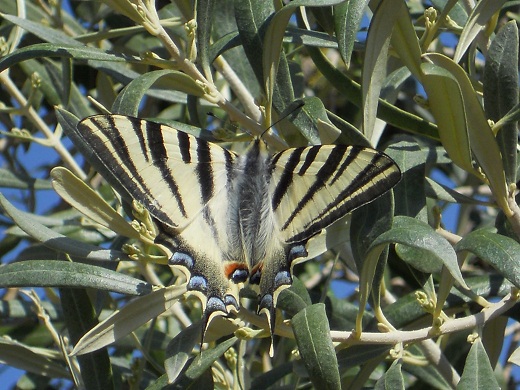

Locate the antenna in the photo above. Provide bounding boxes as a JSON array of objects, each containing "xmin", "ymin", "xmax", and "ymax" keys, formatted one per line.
[
  {"xmin": 261, "ymin": 100, "xmax": 305, "ymax": 138},
  {"xmin": 206, "ymin": 100, "xmax": 305, "ymax": 139}
]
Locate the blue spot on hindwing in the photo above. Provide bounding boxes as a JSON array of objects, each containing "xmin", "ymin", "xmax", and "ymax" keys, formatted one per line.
[
  {"xmin": 249, "ymin": 269, "xmax": 261, "ymax": 285},
  {"xmin": 230, "ymin": 268, "xmax": 249, "ymax": 283},
  {"xmin": 206, "ymin": 296, "xmax": 227, "ymax": 313},
  {"xmin": 224, "ymin": 294, "xmax": 239, "ymax": 310},
  {"xmin": 188, "ymin": 275, "xmax": 208, "ymax": 292},
  {"xmin": 259, "ymin": 293, "xmax": 273, "ymax": 311},
  {"xmin": 169, "ymin": 252, "xmax": 194, "ymax": 269},
  {"xmin": 274, "ymin": 270, "xmax": 292, "ymax": 288},
  {"xmin": 288, "ymin": 244, "xmax": 307, "ymax": 261}
]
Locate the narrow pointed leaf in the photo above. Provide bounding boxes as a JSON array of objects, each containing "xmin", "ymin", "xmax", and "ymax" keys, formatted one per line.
[
  {"xmin": 454, "ymin": 0, "xmax": 508, "ymax": 63},
  {"xmin": 1, "ymin": 13, "xmax": 82, "ymax": 45},
  {"xmin": 426, "ymin": 53, "xmax": 509, "ymax": 213},
  {"xmin": 0, "ymin": 260, "xmax": 151, "ymax": 296},
  {"xmin": 307, "ymin": 46, "xmax": 439, "ymax": 139},
  {"xmin": 51, "ymin": 167, "xmax": 140, "ymax": 240},
  {"xmin": 386, "ymin": 2, "xmax": 422, "ymax": 79},
  {"xmin": 0, "ymin": 338, "xmax": 69, "ymax": 378},
  {"xmin": 0, "ymin": 192, "xmax": 129, "ymax": 262},
  {"xmin": 0, "ymin": 168, "xmax": 52, "ymax": 190},
  {"xmin": 165, "ymin": 322, "xmax": 203, "ymax": 383},
  {"xmin": 60, "ymin": 288, "xmax": 114, "ymax": 389},
  {"xmin": 363, "ymin": 0, "xmax": 403, "ymax": 142},
  {"xmin": 421, "ymin": 62, "xmax": 475, "ymax": 175},
  {"xmin": 292, "ymin": 303, "xmax": 340, "ymax": 390},
  {"xmin": 112, "ymin": 70, "xmax": 204, "ymax": 116},
  {"xmin": 334, "ymin": 0, "xmax": 367, "ymax": 67},
  {"xmin": 483, "ymin": 21, "xmax": 519, "ymax": 185},
  {"xmin": 455, "ymin": 228, "xmax": 520, "ymax": 288},
  {"xmin": 196, "ymin": 0, "xmax": 215, "ymax": 80},
  {"xmin": 72, "ymin": 285, "xmax": 186, "ymax": 355},
  {"xmin": 457, "ymin": 339, "xmax": 500, "ymax": 389},
  {"xmin": 0, "ymin": 43, "xmax": 139, "ymax": 73},
  {"xmin": 184, "ymin": 337, "xmax": 237, "ymax": 380}
]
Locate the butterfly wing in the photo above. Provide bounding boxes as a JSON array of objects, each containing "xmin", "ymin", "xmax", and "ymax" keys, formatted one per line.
[
  {"xmin": 253, "ymin": 144, "xmax": 400, "ymax": 335},
  {"xmin": 270, "ymin": 144, "xmax": 401, "ymax": 244},
  {"xmin": 75, "ymin": 115, "xmax": 243, "ymax": 332},
  {"xmin": 76, "ymin": 115, "xmax": 236, "ymax": 231}
]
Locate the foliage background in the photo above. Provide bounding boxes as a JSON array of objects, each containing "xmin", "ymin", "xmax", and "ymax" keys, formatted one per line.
[{"xmin": 0, "ymin": 0, "xmax": 520, "ymax": 389}]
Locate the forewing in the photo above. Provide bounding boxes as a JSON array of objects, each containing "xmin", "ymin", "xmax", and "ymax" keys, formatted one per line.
[
  {"xmin": 76, "ymin": 115, "xmax": 235, "ymax": 230},
  {"xmin": 270, "ymin": 145, "xmax": 401, "ymax": 244}
]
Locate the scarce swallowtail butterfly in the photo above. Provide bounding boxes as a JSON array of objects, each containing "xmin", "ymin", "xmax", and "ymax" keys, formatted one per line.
[{"xmin": 73, "ymin": 114, "xmax": 401, "ymax": 346}]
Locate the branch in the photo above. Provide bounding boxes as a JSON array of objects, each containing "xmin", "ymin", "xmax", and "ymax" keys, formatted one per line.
[{"xmin": 331, "ymin": 292, "xmax": 518, "ymax": 345}]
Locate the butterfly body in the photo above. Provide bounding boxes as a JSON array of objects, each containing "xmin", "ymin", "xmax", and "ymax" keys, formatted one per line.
[{"xmin": 74, "ymin": 114, "xmax": 401, "ymax": 338}]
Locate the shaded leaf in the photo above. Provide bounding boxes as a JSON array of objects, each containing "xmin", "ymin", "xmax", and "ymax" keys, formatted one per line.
[
  {"xmin": 0, "ymin": 192, "xmax": 128, "ymax": 262},
  {"xmin": 371, "ymin": 216, "xmax": 466, "ymax": 286},
  {"xmin": 250, "ymin": 363, "xmax": 293, "ymax": 389},
  {"xmin": 165, "ymin": 322, "xmax": 202, "ymax": 384},
  {"xmin": 375, "ymin": 359, "xmax": 404, "ymax": 390},
  {"xmin": 482, "ymin": 315, "xmax": 507, "ymax": 369},
  {"xmin": 455, "ymin": 228, "xmax": 520, "ymax": 288},
  {"xmin": 60, "ymin": 287, "xmax": 114, "ymax": 390},
  {"xmin": 0, "ymin": 43, "xmax": 138, "ymax": 74},
  {"xmin": 112, "ymin": 70, "xmax": 204, "ymax": 116},
  {"xmin": 421, "ymin": 62, "xmax": 475, "ymax": 175},
  {"xmin": 363, "ymin": 0, "xmax": 404, "ymax": 143},
  {"xmin": 292, "ymin": 303, "xmax": 340, "ymax": 390},
  {"xmin": 402, "ymin": 344, "xmax": 452, "ymax": 389},
  {"xmin": 277, "ymin": 276, "xmax": 311, "ymax": 317},
  {"xmin": 0, "ymin": 338, "xmax": 69, "ymax": 378},
  {"xmin": 0, "ymin": 168, "xmax": 52, "ymax": 190},
  {"xmin": 1, "ymin": 13, "xmax": 82, "ymax": 45},
  {"xmin": 385, "ymin": 138, "xmax": 427, "ymax": 220},
  {"xmin": 334, "ymin": 0, "xmax": 366, "ymax": 67},
  {"xmin": 196, "ymin": 0, "xmax": 215, "ymax": 80},
  {"xmin": 184, "ymin": 337, "xmax": 237, "ymax": 380},
  {"xmin": 426, "ymin": 54, "xmax": 509, "ymax": 214},
  {"xmin": 306, "ymin": 46, "xmax": 440, "ymax": 140},
  {"xmin": 483, "ymin": 21, "xmax": 519, "ymax": 185}
]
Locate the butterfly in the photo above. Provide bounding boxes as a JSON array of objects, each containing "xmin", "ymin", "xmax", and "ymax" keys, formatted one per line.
[{"xmin": 72, "ymin": 114, "xmax": 401, "ymax": 345}]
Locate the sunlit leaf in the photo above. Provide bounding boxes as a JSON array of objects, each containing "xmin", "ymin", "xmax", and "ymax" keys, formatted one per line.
[
  {"xmin": 457, "ymin": 339, "xmax": 500, "ymax": 389},
  {"xmin": 72, "ymin": 285, "xmax": 186, "ymax": 355}
]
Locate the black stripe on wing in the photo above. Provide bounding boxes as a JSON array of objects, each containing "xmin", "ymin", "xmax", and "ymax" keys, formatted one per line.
[
  {"xmin": 178, "ymin": 131, "xmax": 192, "ymax": 163},
  {"xmin": 271, "ymin": 148, "xmax": 304, "ymax": 211},
  {"xmin": 196, "ymin": 137, "xmax": 214, "ymax": 204},
  {"xmin": 145, "ymin": 120, "xmax": 188, "ymax": 219}
]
